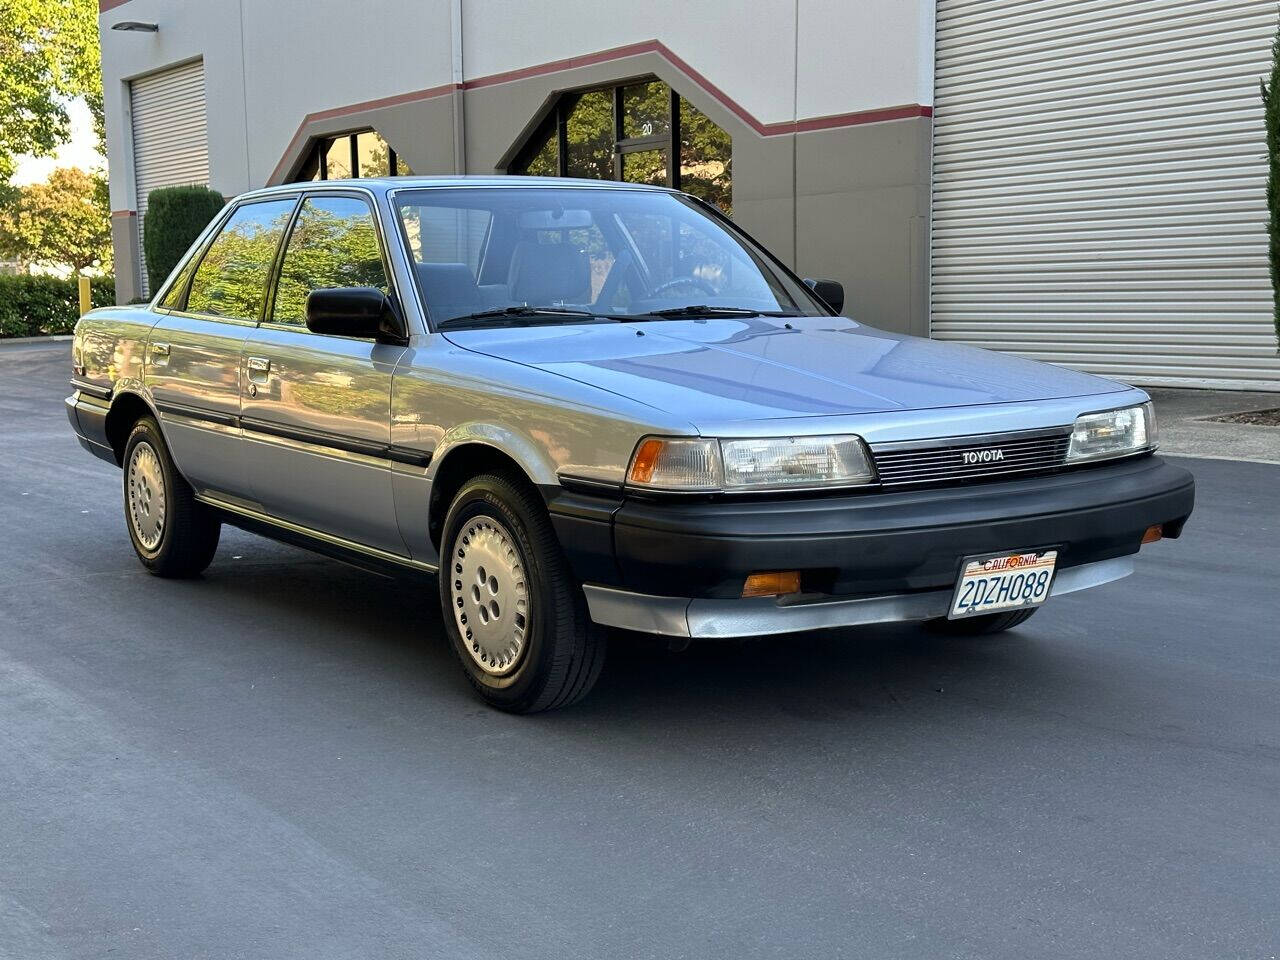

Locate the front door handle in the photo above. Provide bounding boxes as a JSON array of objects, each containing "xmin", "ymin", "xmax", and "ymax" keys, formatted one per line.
[{"xmin": 246, "ymin": 356, "xmax": 271, "ymax": 384}]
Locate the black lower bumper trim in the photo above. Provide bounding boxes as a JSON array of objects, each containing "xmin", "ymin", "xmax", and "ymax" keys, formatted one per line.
[{"xmin": 554, "ymin": 455, "xmax": 1194, "ymax": 600}]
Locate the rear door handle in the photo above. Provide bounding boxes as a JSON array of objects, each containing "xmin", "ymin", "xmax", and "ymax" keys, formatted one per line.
[{"xmin": 246, "ymin": 356, "xmax": 271, "ymax": 384}]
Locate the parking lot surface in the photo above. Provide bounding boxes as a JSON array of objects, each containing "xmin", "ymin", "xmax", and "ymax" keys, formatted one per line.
[{"xmin": 2, "ymin": 341, "xmax": 1277, "ymax": 959}]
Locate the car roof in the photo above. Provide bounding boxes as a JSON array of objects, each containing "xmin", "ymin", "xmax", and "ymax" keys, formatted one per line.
[{"xmin": 235, "ymin": 175, "xmax": 679, "ymax": 202}]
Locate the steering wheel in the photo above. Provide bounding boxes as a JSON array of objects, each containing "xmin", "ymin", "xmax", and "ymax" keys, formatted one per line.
[{"xmin": 649, "ymin": 275, "xmax": 717, "ymax": 298}]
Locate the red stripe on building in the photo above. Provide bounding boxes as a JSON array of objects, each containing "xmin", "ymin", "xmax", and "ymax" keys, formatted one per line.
[{"xmin": 265, "ymin": 40, "xmax": 932, "ymax": 182}]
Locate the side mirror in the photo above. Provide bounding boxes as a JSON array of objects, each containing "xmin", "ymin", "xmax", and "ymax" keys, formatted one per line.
[
  {"xmin": 305, "ymin": 287, "xmax": 404, "ymax": 342},
  {"xmin": 803, "ymin": 278, "xmax": 844, "ymax": 315}
]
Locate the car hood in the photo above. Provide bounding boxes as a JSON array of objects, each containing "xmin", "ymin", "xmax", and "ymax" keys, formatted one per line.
[{"xmin": 442, "ymin": 316, "xmax": 1126, "ymax": 425}]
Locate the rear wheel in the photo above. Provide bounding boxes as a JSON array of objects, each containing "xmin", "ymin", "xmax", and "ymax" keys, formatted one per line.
[
  {"xmin": 439, "ymin": 472, "xmax": 605, "ymax": 713},
  {"xmin": 929, "ymin": 607, "xmax": 1038, "ymax": 636},
  {"xmin": 122, "ymin": 416, "xmax": 220, "ymax": 578}
]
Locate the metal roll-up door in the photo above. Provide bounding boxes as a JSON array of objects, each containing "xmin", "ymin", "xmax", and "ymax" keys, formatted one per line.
[
  {"xmin": 131, "ymin": 59, "xmax": 210, "ymax": 296},
  {"xmin": 932, "ymin": 0, "xmax": 1280, "ymax": 391}
]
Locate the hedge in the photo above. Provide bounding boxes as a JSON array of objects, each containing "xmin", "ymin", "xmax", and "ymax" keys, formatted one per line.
[
  {"xmin": 0, "ymin": 274, "xmax": 116, "ymax": 338},
  {"xmin": 144, "ymin": 185, "xmax": 226, "ymax": 294}
]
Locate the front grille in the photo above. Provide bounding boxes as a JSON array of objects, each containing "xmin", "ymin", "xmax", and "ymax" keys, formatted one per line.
[{"xmin": 871, "ymin": 430, "xmax": 1072, "ymax": 487}]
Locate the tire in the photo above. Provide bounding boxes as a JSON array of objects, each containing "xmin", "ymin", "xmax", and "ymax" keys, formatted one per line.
[
  {"xmin": 438, "ymin": 472, "xmax": 606, "ymax": 713},
  {"xmin": 929, "ymin": 607, "xmax": 1039, "ymax": 636},
  {"xmin": 122, "ymin": 416, "xmax": 221, "ymax": 578}
]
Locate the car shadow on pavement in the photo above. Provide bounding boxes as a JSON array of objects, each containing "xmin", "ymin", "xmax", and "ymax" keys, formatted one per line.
[{"xmin": 194, "ymin": 536, "xmax": 1063, "ymax": 733}]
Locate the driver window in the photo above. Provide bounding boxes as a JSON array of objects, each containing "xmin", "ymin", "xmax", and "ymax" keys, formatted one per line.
[{"xmin": 271, "ymin": 196, "xmax": 388, "ymax": 326}]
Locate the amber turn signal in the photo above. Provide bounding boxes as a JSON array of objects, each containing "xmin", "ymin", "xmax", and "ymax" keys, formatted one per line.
[
  {"xmin": 628, "ymin": 438, "xmax": 666, "ymax": 485},
  {"xmin": 741, "ymin": 571, "xmax": 802, "ymax": 598},
  {"xmin": 1142, "ymin": 524, "xmax": 1164, "ymax": 544}
]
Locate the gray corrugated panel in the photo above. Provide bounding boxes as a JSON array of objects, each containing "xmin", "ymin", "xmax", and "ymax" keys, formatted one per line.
[
  {"xmin": 130, "ymin": 60, "xmax": 209, "ymax": 296},
  {"xmin": 932, "ymin": 0, "xmax": 1280, "ymax": 390}
]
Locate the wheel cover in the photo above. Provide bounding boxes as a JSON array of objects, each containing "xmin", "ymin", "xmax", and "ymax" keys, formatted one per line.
[
  {"xmin": 448, "ymin": 514, "xmax": 530, "ymax": 677},
  {"xmin": 127, "ymin": 440, "xmax": 166, "ymax": 551}
]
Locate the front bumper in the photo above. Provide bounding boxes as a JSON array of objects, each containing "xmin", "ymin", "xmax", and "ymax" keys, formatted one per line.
[
  {"xmin": 549, "ymin": 454, "xmax": 1194, "ymax": 638},
  {"xmin": 583, "ymin": 555, "xmax": 1135, "ymax": 638}
]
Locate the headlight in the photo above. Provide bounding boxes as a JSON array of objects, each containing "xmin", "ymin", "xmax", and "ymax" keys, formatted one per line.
[
  {"xmin": 627, "ymin": 435, "xmax": 874, "ymax": 492},
  {"xmin": 627, "ymin": 438, "xmax": 722, "ymax": 491},
  {"xmin": 1066, "ymin": 403, "xmax": 1156, "ymax": 463}
]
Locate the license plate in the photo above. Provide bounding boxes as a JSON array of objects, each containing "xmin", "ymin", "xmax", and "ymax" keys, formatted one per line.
[{"xmin": 948, "ymin": 549, "xmax": 1058, "ymax": 619}]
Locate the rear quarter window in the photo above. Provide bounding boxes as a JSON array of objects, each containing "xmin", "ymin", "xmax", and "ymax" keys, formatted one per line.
[{"xmin": 184, "ymin": 198, "xmax": 297, "ymax": 321}]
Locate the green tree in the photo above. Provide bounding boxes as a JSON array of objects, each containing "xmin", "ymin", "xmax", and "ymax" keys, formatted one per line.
[
  {"xmin": 0, "ymin": 166, "xmax": 110, "ymax": 272},
  {"xmin": 0, "ymin": 0, "xmax": 102, "ymax": 185},
  {"xmin": 143, "ymin": 185, "xmax": 226, "ymax": 292},
  {"xmin": 678, "ymin": 97, "xmax": 732, "ymax": 215},
  {"xmin": 564, "ymin": 89, "xmax": 614, "ymax": 180},
  {"xmin": 1264, "ymin": 18, "xmax": 1280, "ymax": 348}
]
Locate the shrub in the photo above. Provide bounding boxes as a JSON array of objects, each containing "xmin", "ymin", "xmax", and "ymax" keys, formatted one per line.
[
  {"xmin": 143, "ymin": 185, "xmax": 225, "ymax": 294},
  {"xmin": 0, "ymin": 274, "xmax": 116, "ymax": 338}
]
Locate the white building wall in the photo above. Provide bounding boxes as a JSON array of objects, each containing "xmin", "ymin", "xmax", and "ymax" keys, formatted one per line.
[
  {"xmin": 101, "ymin": 0, "xmax": 930, "ymax": 207},
  {"xmin": 100, "ymin": 0, "xmax": 249, "ymax": 209},
  {"xmin": 795, "ymin": 0, "xmax": 935, "ymax": 117},
  {"xmin": 239, "ymin": 0, "xmax": 455, "ymax": 185},
  {"xmin": 100, "ymin": 0, "xmax": 453, "ymax": 204}
]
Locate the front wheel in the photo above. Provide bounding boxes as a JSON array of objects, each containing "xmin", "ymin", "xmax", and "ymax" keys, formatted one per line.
[
  {"xmin": 122, "ymin": 416, "xmax": 221, "ymax": 578},
  {"xmin": 438, "ymin": 473, "xmax": 606, "ymax": 713},
  {"xmin": 929, "ymin": 607, "xmax": 1039, "ymax": 636}
]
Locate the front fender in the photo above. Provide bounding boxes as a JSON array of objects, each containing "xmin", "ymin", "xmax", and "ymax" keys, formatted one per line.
[{"xmin": 429, "ymin": 422, "xmax": 561, "ymax": 488}]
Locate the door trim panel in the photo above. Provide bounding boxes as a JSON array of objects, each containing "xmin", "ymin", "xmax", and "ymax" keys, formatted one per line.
[
  {"xmin": 155, "ymin": 398, "xmax": 239, "ymax": 428},
  {"xmin": 156, "ymin": 403, "xmax": 432, "ymax": 467}
]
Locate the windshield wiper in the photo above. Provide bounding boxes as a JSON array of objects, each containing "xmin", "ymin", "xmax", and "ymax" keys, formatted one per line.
[
  {"xmin": 630, "ymin": 305, "xmax": 794, "ymax": 319},
  {"xmin": 435, "ymin": 306, "xmax": 605, "ymax": 330}
]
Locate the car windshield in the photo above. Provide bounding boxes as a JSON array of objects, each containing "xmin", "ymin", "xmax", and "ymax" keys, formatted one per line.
[{"xmin": 392, "ymin": 186, "xmax": 829, "ymax": 327}]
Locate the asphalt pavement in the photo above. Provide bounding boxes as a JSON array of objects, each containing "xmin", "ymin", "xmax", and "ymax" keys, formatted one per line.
[{"xmin": 2, "ymin": 340, "xmax": 1277, "ymax": 960}]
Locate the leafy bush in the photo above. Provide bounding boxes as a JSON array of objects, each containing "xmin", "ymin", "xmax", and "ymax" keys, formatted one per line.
[
  {"xmin": 0, "ymin": 274, "xmax": 115, "ymax": 338},
  {"xmin": 143, "ymin": 185, "xmax": 225, "ymax": 294}
]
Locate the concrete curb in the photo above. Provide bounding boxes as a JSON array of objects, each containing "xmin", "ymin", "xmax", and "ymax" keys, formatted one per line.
[
  {"xmin": 0, "ymin": 335, "xmax": 73, "ymax": 346},
  {"xmin": 1164, "ymin": 450, "xmax": 1280, "ymax": 467}
]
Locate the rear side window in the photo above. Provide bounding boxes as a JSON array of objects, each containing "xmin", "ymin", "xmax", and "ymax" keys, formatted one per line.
[
  {"xmin": 185, "ymin": 198, "xmax": 296, "ymax": 321},
  {"xmin": 270, "ymin": 195, "xmax": 388, "ymax": 326},
  {"xmin": 156, "ymin": 244, "xmax": 202, "ymax": 310}
]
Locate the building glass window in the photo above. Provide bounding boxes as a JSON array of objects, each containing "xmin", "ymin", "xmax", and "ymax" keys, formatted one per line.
[
  {"xmin": 621, "ymin": 80, "xmax": 670, "ymax": 139},
  {"xmin": 323, "ymin": 137, "xmax": 352, "ymax": 179},
  {"xmin": 622, "ymin": 149, "xmax": 668, "ymax": 187},
  {"xmin": 521, "ymin": 125, "xmax": 557, "ymax": 177},
  {"xmin": 678, "ymin": 96, "xmax": 732, "ymax": 215},
  {"xmin": 290, "ymin": 129, "xmax": 413, "ymax": 182},
  {"xmin": 564, "ymin": 90, "xmax": 614, "ymax": 180},
  {"xmin": 510, "ymin": 78, "xmax": 732, "ymax": 215}
]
